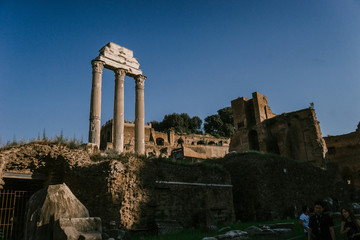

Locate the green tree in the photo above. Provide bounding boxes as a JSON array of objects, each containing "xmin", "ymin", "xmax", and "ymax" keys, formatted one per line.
[
  {"xmin": 150, "ymin": 113, "xmax": 202, "ymax": 133},
  {"xmin": 162, "ymin": 113, "xmax": 185, "ymax": 131},
  {"xmin": 190, "ymin": 116, "xmax": 202, "ymax": 132},
  {"xmin": 151, "ymin": 120, "xmax": 161, "ymax": 131},
  {"xmin": 218, "ymin": 107, "xmax": 233, "ymax": 125},
  {"xmin": 204, "ymin": 114, "xmax": 223, "ymax": 134},
  {"xmin": 204, "ymin": 107, "xmax": 234, "ymax": 138},
  {"xmin": 222, "ymin": 123, "xmax": 235, "ymax": 137}
]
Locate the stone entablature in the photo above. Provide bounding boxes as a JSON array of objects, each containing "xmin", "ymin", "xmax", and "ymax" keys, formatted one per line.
[{"xmin": 95, "ymin": 42, "xmax": 142, "ymax": 76}]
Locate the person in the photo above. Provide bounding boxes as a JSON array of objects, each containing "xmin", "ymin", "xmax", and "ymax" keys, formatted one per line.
[
  {"xmin": 308, "ymin": 200, "xmax": 336, "ymax": 240},
  {"xmin": 340, "ymin": 207, "xmax": 360, "ymax": 240},
  {"xmin": 300, "ymin": 205, "xmax": 310, "ymax": 238},
  {"xmin": 309, "ymin": 207, "xmax": 315, "ymax": 217}
]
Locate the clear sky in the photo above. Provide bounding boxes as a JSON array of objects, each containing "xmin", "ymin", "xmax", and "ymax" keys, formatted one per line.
[{"xmin": 1, "ymin": 0, "xmax": 360, "ymax": 144}]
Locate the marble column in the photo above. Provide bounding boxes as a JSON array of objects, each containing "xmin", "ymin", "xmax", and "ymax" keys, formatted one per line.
[
  {"xmin": 135, "ymin": 75, "xmax": 146, "ymax": 155},
  {"xmin": 89, "ymin": 60, "xmax": 105, "ymax": 147},
  {"xmin": 113, "ymin": 69, "xmax": 126, "ymax": 153}
]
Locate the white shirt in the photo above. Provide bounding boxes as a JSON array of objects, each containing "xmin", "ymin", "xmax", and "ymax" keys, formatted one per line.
[{"xmin": 300, "ymin": 213, "xmax": 310, "ymax": 233}]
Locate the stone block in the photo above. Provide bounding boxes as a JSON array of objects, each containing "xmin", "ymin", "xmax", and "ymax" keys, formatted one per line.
[
  {"xmin": 155, "ymin": 220, "xmax": 183, "ymax": 235},
  {"xmin": 273, "ymin": 222, "xmax": 294, "ymax": 230},
  {"xmin": 53, "ymin": 217, "xmax": 102, "ymax": 240},
  {"xmin": 225, "ymin": 230, "xmax": 248, "ymax": 238},
  {"xmin": 95, "ymin": 42, "xmax": 142, "ymax": 75},
  {"xmin": 24, "ymin": 184, "xmax": 90, "ymax": 240}
]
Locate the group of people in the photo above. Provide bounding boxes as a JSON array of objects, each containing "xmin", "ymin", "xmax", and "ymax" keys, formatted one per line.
[{"xmin": 299, "ymin": 201, "xmax": 360, "ymax": 240}]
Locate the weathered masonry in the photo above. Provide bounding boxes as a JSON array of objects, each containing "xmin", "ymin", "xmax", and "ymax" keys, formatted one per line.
[
  {"xmin": 89, "ymin": 42, "xmax": 147, "ymax": 154},
  {"xmin": 324, "ymin": 126, "xmax": 360, "ymax": 189},
  {"xmin": 100, "ymin": 120, "xmax": 230, "ymax": 159},
  {"xmin": 230, "ymin": 92, "xmax": 327, "ymax": 166},
  {"xmin": 0, "ymin": 143, "xmax": 235, "ymax": 233}
]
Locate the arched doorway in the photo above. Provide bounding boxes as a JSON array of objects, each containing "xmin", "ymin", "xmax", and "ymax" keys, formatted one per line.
[
  {"xmin": 248, "ymin": 130, "xmax": 259, "ymax": 151},
  {"xmin": 156, "ymin": 138, "xmax": 165, "ymax": 146}
]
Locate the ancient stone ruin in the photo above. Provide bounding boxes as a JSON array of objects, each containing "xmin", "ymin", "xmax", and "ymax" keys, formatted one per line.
[
  {"xmin": 99, "ymin": 120, "xmax": 230, "ymax": 159},
  {"xmin": 89, "ymin": 42, "xmax": 147, "ymax": 154},
  {"xmin": 324, "ymin": 126, "xmax": 360, "ymax": 189},
  {"xmin": 1, "ymin": 42, "xmax": 360, "ymax": 240},
  {"xmin": 0, "ymin": 143, "xmax": 235, "ymax": 239},
  {"xmin": 230, "ymin": 92, "xmax": 327, "ymax": 167},
  {"xmin": 25, "ymin": 183, "xmax": 101, "ymax": 240}
]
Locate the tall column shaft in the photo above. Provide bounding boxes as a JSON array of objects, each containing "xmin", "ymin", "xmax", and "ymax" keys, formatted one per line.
[
  {"xmin": 135, "ymin": 75, "xmax": 146, "ymax": 155},
  {"xmin": 113, "ymin": 69, "xmax": 126, "ymax": 153},
  {"xmin": 89, "ymin": 60, "xmax": 105, "ymax": 147}
]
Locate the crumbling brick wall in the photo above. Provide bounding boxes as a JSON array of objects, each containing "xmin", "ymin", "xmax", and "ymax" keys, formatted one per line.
[
  {"xmin": 0, "ymin": 143, "xmax": 235, "ymax": 230},
  {"xmin": 230, "ymin": 92, "xmax": 327, "ymax": 167},
  {"xmin": 260, "ymin": 108, "xmax": 327, "ymax": 166},
  {"xmin": 0, "ymin": 152, "xmax": 6, "ymax": 189},
  {"xmin": 215, "ymin": 152, "xmax": 351, "ymax": 221},
  {"xmin": 101, "ymin": 156, "xmax": 234, "ymax": 229},
  {"xmin": 324, "ymin": 128, "xmax": 360, "ymax": 190}
]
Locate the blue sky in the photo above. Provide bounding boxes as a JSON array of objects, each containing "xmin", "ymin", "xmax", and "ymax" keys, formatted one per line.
[{"xmin": 1, "ymin": 0, "xmax": 360, "ymax": 144}]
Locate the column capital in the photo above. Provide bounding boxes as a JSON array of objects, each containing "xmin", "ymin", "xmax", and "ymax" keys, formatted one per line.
[
  {"xmin": 91, "ymin": 60, "xmax": 105, "ymax": 74},
  {"xmin": 135, "ymin": 75, "xmax": 147, "ymax": 90},
  {"xmin": 114, "ymin": 68, "xmax": 127, "ymax": 81}
]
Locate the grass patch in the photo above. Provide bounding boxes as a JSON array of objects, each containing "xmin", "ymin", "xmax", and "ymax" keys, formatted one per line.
[
  {"xmin": 90, "ymin": 151, "xmax": 147, "ymax": 163},
  {"xmin": 156, "ymin": 157, "xmax": 226, "ymax": 172},
  {"xmin": 132, "ymin": 219, "xmax": 344, "ymax": 240},
  {"xmin": 225, "ymin": 150, "xmax": 303, "ymax": 163},
  {"xmin": 132, "ymin": 229, "xmax": 211, "ymax": 240},
  {"xmin": 0, "ymin": 133, "xmax": 84, "ymax": 151}
]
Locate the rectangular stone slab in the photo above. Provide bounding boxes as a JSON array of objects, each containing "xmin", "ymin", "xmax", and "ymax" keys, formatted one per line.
[{"xmin": 95, "ymin": 42, "xmax": 142, "ymax": 76}]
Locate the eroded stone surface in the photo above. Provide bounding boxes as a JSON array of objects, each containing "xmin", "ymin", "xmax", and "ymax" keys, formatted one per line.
[
  {"xmin": 1, "ymin": 142, "xmax": 234, "ymax": 230},
  {"xmin": 324, "ymin": 127, "xmax": 360, "ymax": 189},
  {"xmin": 25, "ymin": 183, "xmax": 90, "ymax": 240},
  {"xmin": 95, "ymin": 42, "xmax": 142, "ymax": 75},
  {"xmin": 230, "ymin": 92, "xmax": 327, "ymax": 167}
]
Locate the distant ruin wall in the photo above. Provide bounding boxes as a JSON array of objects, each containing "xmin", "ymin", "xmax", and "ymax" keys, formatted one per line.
[
  {"xmin": 100, "ymin": 120, "xmax": 230, "ymax": 160},
  {"xmin": 259, "ymin": 108, "xmax": 327, "ymax": 166},
  {"xmin": 325, "ymin": 128, "xmax": 360, "ymax": 189},
  {"xmin": 230, "ymin": 92, "xmax": 327, "ymax": 166},
  {"xmin": 100, "ymin": 121, "xmax": 152, "ymax": 150}
]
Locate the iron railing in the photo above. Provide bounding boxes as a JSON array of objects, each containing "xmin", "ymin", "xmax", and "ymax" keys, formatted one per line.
[{"xmin": 0, "ymin": 189, "xmax": 33, "ymax": 240}]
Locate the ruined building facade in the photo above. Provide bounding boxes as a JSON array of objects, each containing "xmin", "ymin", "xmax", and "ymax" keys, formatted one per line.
[
  {"xmin": 230, "ymin": 92, "xmax": 327, "ymax": 166},
  {"xmin": 100, "ymin": 120, "xmax": 230, "ymax": 159},
  {"xmin": 324, "ymin": 127, "xmax": 360, "ymax": 189}
]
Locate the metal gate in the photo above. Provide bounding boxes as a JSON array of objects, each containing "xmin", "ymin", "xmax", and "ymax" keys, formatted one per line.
[{"xmin": 0, "ymin": 189, "xmax": 33, "ymax": 240}]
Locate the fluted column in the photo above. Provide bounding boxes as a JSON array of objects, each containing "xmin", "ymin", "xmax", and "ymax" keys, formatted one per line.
[
  {"xmin": 89, "ymin": 60, "xmax": 105, "ymax": 147},
  {"xmin": 113, "ymin": 69, "xmax": 126, "ymax": 153},
  {"xmin": 135, "ymin": 75, "xmax": 146, "ymax": 155}
]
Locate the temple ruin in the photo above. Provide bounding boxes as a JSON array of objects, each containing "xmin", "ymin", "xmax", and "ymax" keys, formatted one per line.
[{"xmin": 89, "ymin": 42, "xmax": 147, "ymax": 154}]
